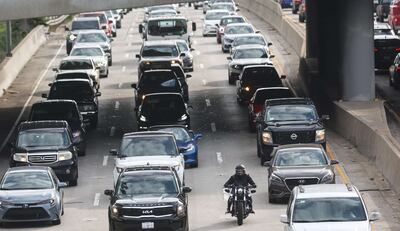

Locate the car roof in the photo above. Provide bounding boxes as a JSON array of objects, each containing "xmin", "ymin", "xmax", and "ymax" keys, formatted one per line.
[
  {"xmin": 33, "ymin": 99, "xmax": 78, "ymax": 106},
  {"xmin": 143, "ymin": 69, "xmax": 174, "ymax": 74},
  {"xmin": 374, "ymin": 22, "xmax": 391, "ymax": 30},
  {"xmin": 295, "ymin": 184, "xmax": 360, "ymax": 199},
  {"xmin": 73, "ymin": 17, "xmax": 99, "ymax": 22},
  {"xmin": 143, "ymin": 40, "xmax": 178, "ymax": 46},
  {"xmin": 71, "ymin": 43, "xmax": 103, "ymax": 49},
  {"xmin": 242, "ymin": 64, "xmax": 275, "ymax": 71},
  {"xmin": 53, "ymin": 79, "xmax": 91, "ymax": 84},
  {"xmin": 221, "ymin": 15, "xmax": 244, "ymax": 19},
  {"xmin": 18, "ymin": 120, "xmax": 69, "ymax": 130},
  {"xmin": 7, "ymin": 166, "xmax": 52, "ymax": 173},
  {"xmin": 56, "ymin": 70, "xmax": 91, "ymax": 75},
  {"xmin": 149, "ymin": 125, "xmax": 189, "ymax": 130},
  {"xmin": 148, "ymin": 15, "xmax": 186, "ymax": 21},
  {"xmin": 123, "ymin": 131, "xmax": 175, "ymax": 138},
  {"xmin": 265, "ymin": 97, "xmax": 314, "ymax": 107},
  {"xmin": 255, "ymin": 87, "xmax": 290, "ymax": 94},
  {"xmin": 226, "ymin": 22, "xmax": 252, "ymax": 27},
  {"xmin": 275, "ymin": 143, "xmax": 324, "ymax": 150},
  {"xmin": 233, "ymin": 33, "xmax": 264, "ymax": 39},
  {"xmin": 61, "ymin": 56, "xmax": 94, "ymax": 62},
  {"xmin": 76, "ymin": 29, "xmax": 106, "ymax": 34}
]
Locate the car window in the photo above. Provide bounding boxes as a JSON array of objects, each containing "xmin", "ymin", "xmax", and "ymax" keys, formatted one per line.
[
  {"xmin": 274, "ymin": 148, "xmax": 328, "ymax": 166},
  {"xmin": 254, "ymin": 89, "xmax": 293, "ymax": 104},
  {"xmin": 17, "ymin": 130, "xmax": 70, "ymax": 148},
  {"xmin": 71, "ymin": 20, "xmax": 99, "ymax": 30},
  {"xmin": 49, "ymin": 82, "xmax": 94, "ymax": 101},
  {"xmin": 70, "ymin": 47, "xmax": 104, "ymax": 56},
  {"xmin": 1, "ymin": 171, "xmax": 54, "ymax": 190},
  {"xmin": 76, "ymin": 32, "xmax": 107, "ymax": 43},
  {"xmin": 140, "ymin": 72, "xmax": 179, "ymax": 89},
  {"xmin": 120, "ymin": 136, "xmax": 178, "ymax": 156},
  {"xmin": 59, "ymin": 60, "xmax": 93, "ymax": 70},
  {"xmin": 225, "ymin": 25, "xmax": 254, "ymax": 34},
  {"xmin": 177, "ymin": 41, "xmax": 189, "ymax": 52},
  {"xmin": 266, "ymin": 105, "xmax": 318, "ymax": 122},
  {"xmin": 242, "ymin": 67, "xmax": 282, "ymax": 86},
  {"xmin": 31, "ymin": 104, "xmax": 80, "ymax": 121},
  {"xmin": 141, "ymin": 95, "xmax": 186, "ymax": 117},
  {"xmin": 142, "ymin": 45, "xmax": 179, "ymax": 57},
  {"xmin": 233, "ymin": 48, "xmax": 267, "ymax": 59},
  {"xmin": 205, "ymin": 11, "xmax": 230, "ymax": 20},
  {"xmin": 234, "ymin": 36, "xmax": 266, "ymax": 46}
]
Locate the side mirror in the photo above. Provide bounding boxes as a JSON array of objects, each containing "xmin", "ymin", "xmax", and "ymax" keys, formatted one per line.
[
  {"xmin": 101, "ymin": 25, "xmax": 107, "ymax": 30},
  {"xmin": 194, "ymin": 133, "xmax": 203, "ymax": 140},
  {"xmin": 280, "ymin": 214, "xmax": 289, "ymax": 224},
  {"xmin": 182, "ymin": 186, "xmax": 192, "ymax": 193},
  {"xmin": 135, "ymin": 54, "xmax": 141, "ymax": 59},
  {"xmin": 179, "ymin": 147, "xmax": 188, "ymax": 153},
  {"xmin": 321, "ymin": 115, "xmax": 330, "ymax": 121},
  {"xmin": 131, "ymin": 83, "xmax": 137, "ymax": 89},
  {"xmin": 190, "ymin": 48, "xmax": 195, "ymax": 51},
  {"xmin": 48, "ymin": 83, "xmax": 53, "ymax": 87},
  {"xmin": 179, "ymin": 53, "xmax": 186, "ymax": 57},
  {"xmin": 280, "ymin": 75, "xmax": 286, "ymax": 79},
  {"xmin": 269, "ymin": 55, "xmax": 275, "ymax": 59},
  {"xmin": 192, "ymin": 22, "xmax": 197, "ymax": 31},
  {"xmin": 95, "ymin": 92, "xmax": 102, "ymax": 97},
  {"xmin": 255, "ymin": 30, "xmax": 261, "ymax": 33},
  {"xmin": 224, "ymin": 188, "xmax": 230, "ymax": 193},
  {"xmin": 268, "ymin": 42, "xmax": 273, "ymax": 46},
  {"xmin": 369, "ymin": 211, "xmax": 380, "ymax": 221},
  {"xmin": 186, "ymin": 74, "xmax": 192, "ymax": 78},
  {"xmin": 109, "ymin": 38, "xmax": 114, "ymax": 42},
  {"xmin": 263, "ymin": 161, "xmax": 271, "ymax": 167},
  {"xmin": 59, "ymin": 182, "xmax": 68, "ymax": 188},
  {"xmin": 250, "ymin": 189, "xmax": 256, "ymax": 193},
  {"xmin": 105, "ymin": 53, "xmax": 111, "ymax": 57},
  {"xmin": 236, "ymin": 8, "xmax": 240, "ymax": 12},
  {"xmin": 330, "ymin": 160, "xmax": 339, "ymax": 165},
  {"xmin": 41, "ymin": 93, "xmax": 48, "ymax": 98},
  {"xmin": 52, "ymin": 67, "xmax": 58, "ymax": 72},
  {"xmin": 104, "ymin": 189, "xmax": 114, "ymax": 196},
  {"xmin": 110, "ymin": 149, "xmax": 118, "ymax": 156},
  {"xmin": 215, "ymin": 24, "xmax": 219, "ymax": 27},
  {"xmin": 177, "ymin": 10, "xmax": 181, "ymax": 14},
  {"xmin": 139, "ymin": 24, "xmax": 143, "ymax": 34},
  {"xmin": 227, "ymin": 57, "xmax": 232, "ymax": 61},
  {"xmin": 64, "ymin": 26, "xmax": 70, "ymax": 31}
]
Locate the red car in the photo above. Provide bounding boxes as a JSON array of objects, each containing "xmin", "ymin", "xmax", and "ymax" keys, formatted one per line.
[
  {"xmin": 248, "ymin": 87, "xmax": 293, "ymax": 131},
  {"xmin": 389, "ymin": 0, "xmax": 400, "ymax": 32},
  {"xmin": 216, "ymin": 15, "xmax": 246, "ymax": 44},
  {"xmin": 79, "ymin": 12, "xmax": 112, "ymax": 37},
  {"xmin": 292, "ymin": 0, "xmax": 302, "ymax": 14}
]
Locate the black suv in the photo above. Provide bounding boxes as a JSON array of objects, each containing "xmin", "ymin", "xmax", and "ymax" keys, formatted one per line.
[
  {"xmin": 44, "ymin": 79, "xmax": 101, "ymax": 129},
  {"xmin": 255, "ymin": 98, "xmax": 329, "ymax": 165},
  {"xmin": 28, "ymin": 100, "xmax": 87, "ymax": 156},
  {"xmin": 104, "ymin": 166, "xmax": 191, "ymax": 231},
  {"xmin": 9, "ymin": 121, "xmax": 79, "ymax": 186}
]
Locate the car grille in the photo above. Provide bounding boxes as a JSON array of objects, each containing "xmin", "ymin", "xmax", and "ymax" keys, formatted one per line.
[
  {"xmin": 3, "ymin": 207, "xmax": 50, "ymax": 220},
  {"xmin": 272, "ymin": 131, "xmax": 315, "ymax": 145},
  {"xmin": 28, "ymin": 154, "xmax": 57, "ymax": 163},
  {"xmin": 285, "ymin": 178, "xmax": 320, "ymax": 190},
  {"xmin": 121, "ymin": 205, "xmax": 175, "ymax": 218}
]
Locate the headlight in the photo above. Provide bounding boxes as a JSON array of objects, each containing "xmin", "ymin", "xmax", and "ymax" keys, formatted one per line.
[
  {"xmin": 186, "ymin": 144, "xmax": 195, "ymax": 152},
  {"xmin": 72, "ymin": 131, "xmax": 81, "ymax": 138},
  {"xmin": 80, "ymin": 105, "xmax": 95, "ymax": 112},
  {"xmin": 139, "ymin": 115, "xmax": 147, "ymax": 122},
  {"xmin": 270, "ymin": 173, "xmax": 283, "ymax": 184},
  {"xmin": 0, "ymin": 201, "xmax": 12, "ymax": 207},
  {"xmin": 116, "ymin": 167, "xmax": 124, "ymax": 173},
  {"xmin": 58, "ymin": 151, "xmax": 73, "ymax": 161},
  {"xmin": 320, "ymin": 172, "xmax": 334, "ymax": 183},
  {"xmin": 38, "ymin": 198, "xmax": 56, "ymax": 206},
  {"xmin": 144, "ymin": 61, "xmax": 151, "ymax": 65},
  {"xmin": 179, "ymin": 114, "xmax": 188, "ymax": 121},
  {"xmin": 173, "ymin": 164, "xmax": 181, "ymax": 171},
  {"xmin": 177, "ymin": 202, "xmax": 185, "ymax": 217},
  {"xmin": 244, "ymin": 86, "xmax": 251, "ymax": 92},
  {"xmin": 231, "ymin": 64, "xmax": 240, "ymax": 70},
  {"xmin": 171, "ymin": 60, "xmax": 179, "ymax": 64},
  {"xmin": 111, "ymin": 205, "xmax": 120, "ymax": 216},
  {"xmin": 97, "ymin": 60, "xmax": 107, "ymax": 67},
  {"xmin": 262, "ymin": 131, "xmax": 273, "ymax": 144},
  {"xmin": 68, "ymin": 34, "xmax": 76, "ymax": 41},
  {"xmin": 315, "ymin": 129, "xmax": 325, "ymax": 142},
  {"xmin": 13, "ymin": 153, "xmax": 28, "ymax": 162}
]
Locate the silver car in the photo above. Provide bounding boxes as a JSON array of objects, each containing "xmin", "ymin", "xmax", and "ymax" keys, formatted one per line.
[
  {"xmin": 175, "ymin": 39, "xmax": 194, "ymax": 72},
  {"xmin": 74, "ymin": 30, "xmax": 113, "ymax": 66},
  {"xmin": 0, "ymin": 166, "xmax": 66, "ymax": 225},
  {"xmin": 222, "ymin": 23, "xmax": 258, "ymax": 52},
  {"xmin": 70, "ymin": 44, "xmax": 109, "ymax": 78},
  {"xmin": 203, "ymin": 9, "xmax": 230, "ymax": 36}
]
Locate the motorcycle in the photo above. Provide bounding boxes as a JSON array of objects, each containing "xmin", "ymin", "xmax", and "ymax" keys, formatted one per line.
[{"xmin": 224, "ymin": 186, "xmax": 256, "ymax": 225}]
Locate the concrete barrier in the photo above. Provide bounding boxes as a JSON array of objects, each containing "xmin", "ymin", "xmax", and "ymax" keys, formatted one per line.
[{"xmin": 0, "ymin": 25, "xmax": 47, "ymax": 97}]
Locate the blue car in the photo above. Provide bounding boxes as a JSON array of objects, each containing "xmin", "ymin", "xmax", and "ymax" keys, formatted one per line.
[
  {"xmin": 279, "ymin": 0, "xmax": 292, "ymax": 8},
  {"xmin": 149, "ymin": 125, "xmax": 203, "ymax": 167}
]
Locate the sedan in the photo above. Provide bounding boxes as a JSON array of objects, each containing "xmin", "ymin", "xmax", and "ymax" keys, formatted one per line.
[
  {"xmin": 264, "ymin": 144, "xmax": 338, "ymax": 203},
  {"xmin": 222, "ymin": 23, "xmax": 258, "ymax": 52},
  {"xmin": 74, "ymin": 30, "xmax": 113, "ymax": 66},
  {"xmin": 0, "ymin": 166, "xmax": 67, "ymax": 225},
  {"xmin": 69, "ymin": 44, "xmax": 109, "ymax": 78}
]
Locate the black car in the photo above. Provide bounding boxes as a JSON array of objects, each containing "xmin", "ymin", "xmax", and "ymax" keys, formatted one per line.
[
  {"xmin": 137, "ymin": 93, "xmax": 191, "ymax": 131},
  {"xmin": 54, "ymin": 70, "xmax": 99, "ymax": 91},
  {"xmin": 374, "ymin": 34, "xmax": 400, "ymax": 69},
  {"xmin": 236, "ymin": 65, "xmax": 283, "ymax": 105},
  {"xmin": 9, "ymin": 121, "xmax": 79, "ymax": 186},
  {"xmin": 104, "ymin": 166, "xmax": 191, "ymax": 231},
  {"xmin": 132, "ymin": 70, "xmax": 185, "ymax": 108},
  {"xmin": 170, "ymin": 64, "xmax": 191, "ymax": 102},
  {"xmin": 255, "ymin": 98, "xmax": 329, "ymax": 165},
  {"xmin": 28, "ymin": 100, "xmax": 87, "ymax": 156},
  {"xmin": 264, "ymin": 144, "xmax": 338, "ymax": 203},
  {"xmin": 44, "ymin": 79, "xmax": 101, "ymax": 129}
]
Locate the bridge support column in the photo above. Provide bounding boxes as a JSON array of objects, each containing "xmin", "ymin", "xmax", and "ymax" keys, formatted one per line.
[
  {"xmin": 306, "ymin": 0, "xmax": 318, "ymax": 58},
  {"xmin": 5, "ymin": 21, "xmax": 12, "ymax": 57}
]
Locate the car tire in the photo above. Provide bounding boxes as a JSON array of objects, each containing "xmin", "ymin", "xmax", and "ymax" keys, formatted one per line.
[
  {"xmin": 228, "ymin": 75, "xmax": 235, "ymax": 85},
  {"xmin": 260, "ymin": 154, "xmax": 267, "ymax": 166},
  {"xmin": 69, "ymin": 178, "xmax": 78, "ymax": 186},
  {"xmin": 112, "ymin": 31, "xmax": 117, "ymax": 37},
  {"xmin": 268, "ymin": 191, "xmax": 275, "ymax": 204},
  {"xmin": 109, "ymin": 218, "xmax": 115, "ymax": 231}
]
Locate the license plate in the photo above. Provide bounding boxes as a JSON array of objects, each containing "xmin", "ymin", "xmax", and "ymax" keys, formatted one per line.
[{"xmin": 142, "ymin": 222, "xmax": 154, "ymax": 229}]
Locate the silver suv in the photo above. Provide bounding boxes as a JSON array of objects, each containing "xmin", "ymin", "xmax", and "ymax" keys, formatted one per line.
[{"xmin": 281, "ymin": 184, "xmax": 380, "ymax": 231}]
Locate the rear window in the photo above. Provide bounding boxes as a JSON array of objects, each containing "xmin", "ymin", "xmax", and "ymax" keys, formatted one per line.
[
  {"xmin": 81, "ymin": 13, "xmax": 107, "ymax": 24},
  {"xmin": 49, "ymin": 82, "xmax": 94, "ymax": 101},
  {"xmin": 242, "ymin": 67, "xmax": 282, "ymax": 86},
  {"xmin": 254, "ymin": 89, "xmax": 293, "ymax": 104},
  {"xmin": 220, "ymin": 17, "xmax": 245, "ymax": 26},
  {"xmin": 71, "ymin": 20, "xmax": 100, "ymax": 30},
  {"xmin": 59, "ymin": 60, "xmax": 93, "ymax": 70},
  {"xmin": 374, "ymin": 39, "xmax": 400, "ymax": 48},
  {"xmin": 140, "ymin": 72, "xmax": 178, "ymax": 89},
  {"xmin": 142, "ymin": 45, "xmax": 178, "ymax": 57},
  {"xmin": 56, "ymin": 73, "xmax": 90, "ymax": 80},
  {"xmin": 30, "ymin": 104, "xmax": 79, "ymax": 121}
]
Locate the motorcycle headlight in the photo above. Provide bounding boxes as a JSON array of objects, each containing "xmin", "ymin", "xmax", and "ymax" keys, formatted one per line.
[
  {"xmin": 270, "ymin": 173, "xmax": 283, "ymax": 184},
  {"xmin": 177, "ymin": 202, "xmax": 185, "ymax": 217},
  {"xmin": 315, "ymin": 129, "xmax": 325, "ymax": 142},
  {"xmin": 13, "ymin": 153, "xmax": 28, "ymax": 162},
  {"xmin": 244, "ymin": 86, "xmax": 251, "ymax": 92},
  {"xmin": 139, "ymin": 115, "xmax": 147, "ymax": 122},
  {"xmin": 68, "ymin": 34, "xmax": 76, "ymax": 41},
  {"xmin": 58, "ymin": 151, "xmax": 73, "ymax": 161},
  {"xmin": 179, "ymin": 114, "xmax": 188, "ymax": 121},
  {"xmin": 262, "ymin": 131, "xmax": 273, "ymax": 144},
  {"xmin": 321, "ymin": 172, "xmax": 334, "ymax": 183}
]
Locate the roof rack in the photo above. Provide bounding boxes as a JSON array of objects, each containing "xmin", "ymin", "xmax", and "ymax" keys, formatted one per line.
[{"xmin": 345, "ymin": 183, "xmax": 353, "ymax": 191}]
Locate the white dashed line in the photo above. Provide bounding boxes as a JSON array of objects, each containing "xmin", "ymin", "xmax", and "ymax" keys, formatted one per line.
[
  {"xmin": 205, "ymin": 99, "xmax": 211, "ymax": 107},
  {"xmin": 195, "ymin": 50, "xmax": 201, "ymax": 56},
  {"xmin": 125, "ymin": 53, "xmax": 130, "ymax": 58},
  {"xmin": 110, "ymin": 126, "xmax": 116, "ymax": 137},
  {"xmin": 199, "ymin": 63, "xmax": 204, "ymax": 69},
  {"xmin": 122, "ymin": 66, "xmax": 126, "ymax": 72},
  {"xmin": 211, "ymin": 122, "xmax": 216, "ymax": 132},
  {"xmin": 102, "ymin": 155, "xmax": 109, "ymax": 166},
  {"xmin": 193, "ymin": 40, "xmax": 198, "ymax": 45},
  {"xmin": 202, "ymin": 79, "xmax": 207, "ymax": 86},
  {"xmin": 216, "ymin": 152, "xmax": 223, "ymax": 165},
  {"xmin": 93, "ymin": 193, "xmax": 101, "ymax": 206},
  {"xmin": 114, "ymin": 101, "xmax": 120, "ymax": 110},
  {"xmin": 118, "ymin": 83, "xmax": 123, "ymax": 89}
]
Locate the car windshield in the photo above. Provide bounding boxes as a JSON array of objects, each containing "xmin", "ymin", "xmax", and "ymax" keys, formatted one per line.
[
  {"xmin": 234, "ymin": 36, "xmax": 266, "ymax": 46},
  {"xmin": 117, "ymin": 172, "xmax": 178, "ymax": 198},
  {"xmin": 59, "ymin": 60, "xmax": 93, "ymax": 70},
  {"xmin": 148, "ymin": 5, "xmax": 175, "ymax": 12},
  {"xmin": 266, "ymin": 105, "xmax": 318, "ymax": 122},
  {"xmin": 120, "ymin": 136, "xmax": 178, "ymax": 157},
  {"xmin": 292, "ymin": 197, "xmax": 367, "ymax": 222},
  {"xmin": 31, "ymin": 104, "xmax": 79, "ymax": 122},
  {"xmin": 76, "ymin": 32, "xmax": 107, "ymax": 43},
  {"xmin": 211, "ymin": 4, "xmax": 234, "ymax": 12},
  {"xmin": 71, "ymin": 20, "xmax": 99, "ymax": 30},
  {"xmin": 374, "ymin": 28, "xmax": 393, "ymax": 35},
  {"xmin": 147, "ymin": 19, "xmax": 187, "ymax": 36},
  {"xmin": 254, "ymin": 89, "xmax": 293, "ymax": 104},
  {"xmin": 274, "ymin": 148, "xmax": 328, "ymax": 166},
  {"xmin": 1, "ymin": 171, "xmax": 54, "ymax": 190},
  {"xmin": 155, "ymin": 127, "xmax": 191, "ymax": 142},
  {"xmin": 233, "ymin": 48, "xmax": 267, "ymax": 59},
  {"xmin": 242, "ymin": 67, "xmax": 282, "ymax": 86},
  {"xmin": 177, "ymin": 41, "xmax": 189, "ymax": 52},
  {"xmin": 225, "ymin": 25, "xmax": 254, "ymax": 34},
  {"xmin": 206, "ymin": 11, "xmax": 230, "ymax": 20},
  {"xmin": 56, "ymin": 73, "xmax": 90, "ymax": 80},
  {"xmin": 141, "ymin": 95, "xmax": 186, "ymax": 117},
  {"xmin": 139, "ymin": 72, "xmax": 179, "ymax": 90},
  {"xmin": 220, "ymin": 17, "xmax": 245, "ymax": 26},
  {"xmin": 150, "ymin": 11, "xmax": 177, "ymax": 17},
  {"xmin": 142, "ymin": 45, "xmax": 179, "ymax": 57},
  {"xmin": 81, "ymin": 13, "xmax": 107, "ymax": 24},
  {"xmin": 374, "ymin": 39, "xmax": 400, "ymax": 48},
  {"xmin": 49, "ymin": 82, "xmax": 94, "ymax": 101},
  {"xmin": 17, "ymin": 130, "xmax": 69, "ymax": 148},
  {"xmin": 70, "ymin": 47, "xmax": 104, "ymax": 56}
]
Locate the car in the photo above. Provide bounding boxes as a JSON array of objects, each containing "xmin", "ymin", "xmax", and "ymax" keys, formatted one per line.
[
  {"xmin": 292, "ymin": 0, "xmax": 302, "ymax": 13},
  {"xmin": 132, "ymin": 69, "xmax": 186, "ymax": 107},
  {"xmin": 210, "ymin": 2, "xmax": 238, "ymax": 14},
  {"xmin": 175, "ymin": 39, "xmax": 194, "ymax": 72},
  {"xmin": 79, "ymin": 12, "xmax": 112, "ymax": 37},
  {"xmin": 0, "ymin": 166, "xmax": 67, "ymax": 225},
  {"xmin": 236, "ymin": 65, "xmax": 283, "ymax": 105},
  {"xmin": 136, "ymin": 40, "xmax": 184, "ymax": 77},
  {"xmin": 377, "ymin": 0, "xmax": 392, "ymax": 22},
  {"xmin": 281, "ymin": 184, "xmax": 380, "ymax": 230},
  {"xmin": 65, "ymin": 17, "xmax": 100, "ymax": 55},
  {"xmin": 28, "ymin": 100, "xmax": 87, "ymax": 156},
  {"xmin": 255, "ymin": 98, "xmax": 329, "ymax": 165},
  {"xmin": 111, "ymin": 9, "xmax": 122, "ymax": 28},
  {"xmin": 298, "ymin": 1, "xmax": 306, "ymax": 23},
  {"xmin": 104, "ymin": 10, "xmax": 117, "ymax": 37},
  {"xmin": 110, "ymin": 131, "xmax": 185, "ymax": 184},
  {"xmin": 265, "ymin": 144, "xmax": 338, "ymax": 203},
  {"xmin": 149, "ymin": 125, "xmax": 203, "ymax": 167},
  {"xmin": 54, "ymin": 70, "xmax": 98, "ymax": 90},
  {"xmin": 74, "ymin": 30, "xmax": 113, "ymax": 66},
  {"xmin": 248, "ymin": 87, "xmax": 294, "ymax": 131},
  {"xmin": 54, "ymin": 56, "xmax": 100, "ymax": 84},
  {"xmin": 136, "ymin": 93, "xmax": 191, "ymax": 130},
  {"xmin": 374, "ymin": 31, "xmax": 400, "ymax": 69},
  {"xmin": 222, "ymin": 23, "xmax": 258, "ymax": 52},
  {"xmin": 227, "ymin": 45, "xmax": 274, "ymax": 84},
  {"xmin": 216, "ymin": 15, "xmax": 246, "ymax": 43},
  {"xmin": 69, "ymin": 44, "xmax": 109, "ymax": 78},
  {"xmin": 388, "ymin": 0, "xmax": 400, "ymax": 32},
  {"xmin": 231, "ymin": 34, "xmax": 273, "ymax": 54},
  {"xmin": 44, "ymin": 79, "xmax": 101, "ymax": 129},
  {"xmin": 104, "ymin": 166, "xmax": 191, "ymax": 231},
  {"xmin": 203, "ymin": 10, "xmax": 230, "ymax": 36},
  {"xmin": 9, "ymin": 121, "xmax": 79, "ymax": 186}
]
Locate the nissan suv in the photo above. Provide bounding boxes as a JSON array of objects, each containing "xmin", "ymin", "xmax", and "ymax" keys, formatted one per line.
[
  {"xmin": 104, "ymin": 166, "xmax": 191, "ymax": 231},
  {"xmin": 255, "ymin": 98, "xmax": 329, "ymax": 165}
]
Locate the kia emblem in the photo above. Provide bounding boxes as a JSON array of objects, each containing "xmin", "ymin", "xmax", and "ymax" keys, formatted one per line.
[
  {"xmin": 290, "ymin": 133, "xmax": 298, "ymax": 140},
  {"xmin": 142, "ymin": 210, "xmax": 153, "ymax": 214},
  {"xmin": 298, "ymin": 179, "xmax": 306, "ymax": 184}
]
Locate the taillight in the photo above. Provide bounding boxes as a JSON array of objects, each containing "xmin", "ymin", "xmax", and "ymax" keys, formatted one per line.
[
  {"xmin": 395, "ymin": 48, "xmax": 400, "ymax": 52},
  {"xmin": 396, "ymin": 66, "xmax": 400, "ymax": 72},
  {"xmin": 253, "ymin": 104, "xmax": 263, "ymax": 113},
  {"xmin": 374, "ymin": 48, "xmax": 378, "ymax": 52}
]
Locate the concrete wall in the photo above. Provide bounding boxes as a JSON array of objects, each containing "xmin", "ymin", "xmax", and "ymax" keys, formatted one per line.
[{"xmin": 0, "ymin": 25, "xmax": 47, "ymax": 97}]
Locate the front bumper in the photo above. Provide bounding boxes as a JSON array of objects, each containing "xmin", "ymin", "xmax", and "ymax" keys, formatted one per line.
[
  {"xmin": 268, "ymin": 180, "xmax": 291, "ymax": 200},
  {"xmin": 0, "ymin": 204, "xmax": 60, "ymax": 223},
  {"xmin": 183, "ymin": 149, "xmax": 198, "ymax": 166},
  {"xmin": 110, "ymin": 215, "xmax": 186, "ymax": 231}
]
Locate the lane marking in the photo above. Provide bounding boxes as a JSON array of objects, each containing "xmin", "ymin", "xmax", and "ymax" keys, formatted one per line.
[
  {"xmin": 195, "ymin": 50, "xmax": 201, "ymax": 56},
  {"xmin": 211, "ymin": 122, "xmax": 216, "ymax": 132},
  {"xmin": 110, "ymin": 126, "xmax": 116, "ymax": 137},
  {"xmin": 193, "ymin": 40, "xmax": 198, "ymax": 45},
  {"xmin": 202, "ymin": 79, "xmax": 207, "ymax": 86},
  {"xmin": 102, "ymin": 155, "xmax": 109, "ymax": 166},
  {"xmin": 128, "ymin": 42, "xmax": 132, "ymax": 47},
  {"xmin": 122, "ymin": 66, "xmax": 126, "ymax": 72},
  {"xmin": 114, "ymin": 101, "xmax": 120, "ymax": 111},
  {"xmin": 118, "ymin": 83, "xmax": 123, "ymax": 89},
  {"xmin": 125, "ymin": 53, "xmax": 130, "ymax": 58},
  {"xmin": 326, "ymin": 144, "xmax": 350, "ymax": 184},
  {"xmin": 199, "ymin": 63, "xmax": 204, "ymax": 69},
  {"xmin": 0, "ymin": 44, "xmax": 64, "ymax": 153},
  {"xmin": 93, "ymin": 193, "xmax": 101, "ymax": 207},
  {"xmin": 205, "ymin": 99, "xmax": 211, "ymax": 107},
  {"xmin": 216, "ymin": 152, "xmax": 223, "ymax": 165}
]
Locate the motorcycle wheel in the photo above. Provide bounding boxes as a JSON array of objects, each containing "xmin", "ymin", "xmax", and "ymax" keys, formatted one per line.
[{"xmin": 236, "ymin": 201, "xmax": 244, "ymax": 226}]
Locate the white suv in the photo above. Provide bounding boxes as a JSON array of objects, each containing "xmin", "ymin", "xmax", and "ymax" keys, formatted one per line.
[{"xmin": 281, "ymin": 184, "xmax": 380, "ymax": 231}]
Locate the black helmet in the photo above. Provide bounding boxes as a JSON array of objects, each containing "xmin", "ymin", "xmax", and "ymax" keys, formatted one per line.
[{"xmin": 235, "ymin": 164, "xmax": 246, "ymax": 175}]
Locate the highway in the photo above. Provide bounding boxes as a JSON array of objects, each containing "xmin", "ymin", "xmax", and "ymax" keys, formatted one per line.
[{"xmin": 0, "ymin": 4, "xmax": 398, "ymax": 231}]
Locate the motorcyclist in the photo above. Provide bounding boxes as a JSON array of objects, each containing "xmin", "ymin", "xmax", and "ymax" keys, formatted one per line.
[{"xmin": 224, "ymin": 164, "xmax": 257, "ymax": 214}]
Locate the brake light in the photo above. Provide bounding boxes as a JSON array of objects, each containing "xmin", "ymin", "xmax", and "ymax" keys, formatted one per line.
[
  {"xmin": 253, "ymin": 104, "xmax": 263, "ymax": 113},
  {"xmin": 374, "ymin": 48, "xmax": 378, "ymax": 52},
  {"xmin": 396, "ymin": 48, "xmax": 400, "ymax": 52},
  {"xmin": 396, "ymin": 66, "xmax": 400, "ymax": 72}
]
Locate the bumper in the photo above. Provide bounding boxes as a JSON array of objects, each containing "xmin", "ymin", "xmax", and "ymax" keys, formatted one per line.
[
  {"xmin": 110, "ymin": 216, "xmax": 186, "ymax": 231},
  {"xmin": 0, "ymin": 205, "xmax": 60, "ymax": 223},
  {"xmin": 183, "ymin": 149, "xmax": 198, "ymax": 166},
  {"xmin": 268, "ymin": 181, "xmax": 291, "ymax": 200},
  {"xmin": 11, "ymin": 160, "xmax": 78, "ymax": 182},
  {"xmin": 237, "ymin": 90, "xmax": 254, "ymax": 103}
]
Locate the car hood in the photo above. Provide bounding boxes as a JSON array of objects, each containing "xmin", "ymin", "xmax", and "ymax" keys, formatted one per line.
[
  {"xmin": 0, "ymin": 189, "xmax": 55, "ymax": 203},
  {"xmin": 204, "ymin": 20, "xmax": 220, "ymax": 26},
  {"xmin": 292, "ymin": 221, "xmax": 369, "ymax": 231},
  {"xmin": 116, "ymin": 196, "xmax": 180, "ymax": 205},
  {"xmin": 230, "ymin": 58, "xmax": 272, "ymax": 65},
  {"xmin": 16, "ymin": 146, "xmax": 65, "ymax": 153},
  {"xmin": 273, "ymin": 166, "xmax": 332, "ymax": 178},
  {"xmin": 115, "ymin": 155, "xmax": 182, "ymax": 168}
]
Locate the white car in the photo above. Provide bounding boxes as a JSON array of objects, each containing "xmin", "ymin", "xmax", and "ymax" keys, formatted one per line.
[
  {"xmin": 110, "ymin": 131, "xmax": 185, "ymax": 186},
  {"xmin": 70, "ymin": 44, "xmax": 109, "ymax": 77},
  {"xmin": 203, "ymin": 9, "xmax": 230, "ymax": 36},
  {"xmin": 54, "ymin": 56, "xmax": 100, "ymax": 85},
  {"xmin": 281, "ymin": 184, "xmax": 380, "ymax": 231}
]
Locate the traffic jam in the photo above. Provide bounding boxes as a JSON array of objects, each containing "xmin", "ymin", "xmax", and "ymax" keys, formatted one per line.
[{"xmin": 0, "ymin": 1, "xmax": 381, "ymax": 231}]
